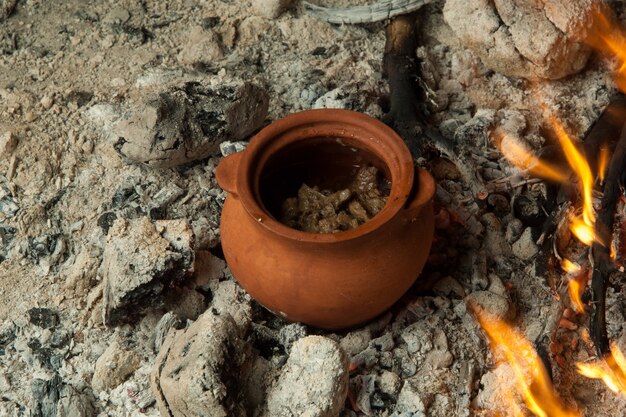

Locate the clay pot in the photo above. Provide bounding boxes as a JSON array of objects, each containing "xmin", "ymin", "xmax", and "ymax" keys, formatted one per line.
[{"xmin": 215, "ymin": 109, "xmax": 435, "ymax": 329}]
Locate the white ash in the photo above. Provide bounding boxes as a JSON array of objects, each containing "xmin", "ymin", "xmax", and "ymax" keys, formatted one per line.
[{"xmin": 0, "ymin": 0, "xmax": 625, "ymax": 416}]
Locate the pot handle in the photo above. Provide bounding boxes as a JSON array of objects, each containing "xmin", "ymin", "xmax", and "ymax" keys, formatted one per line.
[
  {"xmin": 404, "ymin": 168, "xmax": 435, "ymax": 220},
  {"xmin": 215, "ymin": 151, "xmax": 244, "ymax": 197}
]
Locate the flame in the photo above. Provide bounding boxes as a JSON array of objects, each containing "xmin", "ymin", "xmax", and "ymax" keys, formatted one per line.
[
  {"xmin": 598, "ymin": 146, "xmax": 611, "ymax": 182},
  {"xmin": 577, "ymin": 343, "xmax": 626, "ymax": 395},
  {"xmin": 561, "ymin": 259, "xmax": 581, "ymax": 274},
  {"xmin": 493, "ymin": 129, "xmax": 568, "ymax": 183},
  {"xmin": 547, "ymin": 116, "xmax": 596, "ymax": 228},
  {"xmin": 474, "ymin": 310, "xmax": 581, "ymax": 417},
  {"xmin": 583, "ymin": 7, "xmax": 626, "ymax": 93},
  {"xmin": 569, "ymin": 215, "xmax": 597, "ymax": 246}
]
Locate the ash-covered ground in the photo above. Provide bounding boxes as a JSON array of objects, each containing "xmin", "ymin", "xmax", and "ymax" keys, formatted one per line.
[{"xmin": 1, "ymin": 0, "xmax": 625, "ymax": 416}]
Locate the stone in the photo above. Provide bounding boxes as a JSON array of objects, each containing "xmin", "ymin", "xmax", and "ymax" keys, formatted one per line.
[
  {"xmin": 153, "ymin": 311, "xmax": 185, "ymax": 352},
  {"xmin": 377, "ymin": 370, "xmax": 401, "ymax": 397},
  {"xmin": 28, "ymin": 308, "xmax": 59, "ymax": 329},
  {"xmin": 512, "ymin": 227, "xmax": 539, "ymax": 261},
  {"xmin": 219, "ymin": 140, "xmax": 247, "ymax": 157},
  {"xmin": 251, "ymin": 0, "xmax": 294, "ymax": 19},
  {"xmin": 340, "ymin": 329, "xmax": 372, "ymax": 357},
  {"xmin": 278, "ymin": 323, "xmax": 307, "ymax": 352},
  {"xmin": 178, "ymin": 26, "xmax": 224, "ymax": 68},
  {"xmin": 0, "ymin": 130, "xmax": 17, "ymax": 156},
  {"xmin": 443, "ymin": 0, "xmax": 593, "ymax": 80},
  {"xmin": 465, "ymin": 291, "xmax": 515, "ymax": 321},
  {"xmin": 395, "ymin": 381, "xmax": 426, "ymax": 415},
  {"xmin": 262, "ymin": 336, "xmax": 349, "ymax": 417},
  {"xmin": 432, "ymin": 276, "xmax": 466, "ymax": 298},
  {"xmin": 56, "ymin": 384, "xmax": 95, "ymax": 417},
  {"xmin": 32, "ymin": 374, "xmax": 63, "ymax": 417},
  {"xmin": 0, "ymin": 0, "xmax": 16, "ymax": 21},
  {"xmin": 91, "ymin": 340, "xmax": 141, "ymax": 392},
  {"xmin": 151, "ymin": 309, "xmax": 252, "ymax": 417},
  {"xmin": 114, "ymin": 78, "xmax": 268, "ymax": 168},
  {"xmin": 102, "ymin": 217, "xmax": 195, "ymax": 326},
  {"xmin": 211, "ymin": 280, "xmax": 253, "ymax": 331}
]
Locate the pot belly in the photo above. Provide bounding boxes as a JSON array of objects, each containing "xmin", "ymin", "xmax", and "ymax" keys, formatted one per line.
[{"xmin": 220, "ymin": 196, "xmax": 434, "ymax": 329}]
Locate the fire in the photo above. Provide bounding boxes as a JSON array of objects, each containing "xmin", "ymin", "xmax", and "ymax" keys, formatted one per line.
[
  {"xmin": 474, "ymin": 310, "xmax": 581, "ymax": 417},
  {"xmin": 547, "ymin": 117, "xmax": 596, "ymax": 228},
  {"xmin": 493, "ymin": 129, "xmax": 568, "ymax": 183},
  {"xmin": 598, "ymin": 146, "xmax": 611, "ymax": 183},
  {"xmin": 583, "ymin": 6, "xmax": 626, "ymax": 93},
  {"xmin": 577, "ymin": 343, "xmax": 626, "ymax": 395},
  {"xmin": 561, "ymin": 259, "xmax": 581, "ymax": 274},
  {"xmin": 569, "ymin": 215, "xmax": 596, "ymax": 247}
]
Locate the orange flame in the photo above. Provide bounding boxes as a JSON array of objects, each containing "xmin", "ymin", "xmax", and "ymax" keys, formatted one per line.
[
  {"xmin": 547, "ymin": 117, "xmax": 596, "ymax": 229},
  {"xmin": 493, "ymin": 129, "xmax": 568, "ymax": 183},
  {"xmin": 475, "ymin": 310, "xmax": 581, "ymax": 417},
  {"xmin": 577, "ymin": 343, "xmax": 626, "ymax": 395},
  {"xmin": 561, "ymin": 259, "xmax": 581, "ymax": 274},
  {"xmin": 598, "ymin": 146, "xmax": 611, "ymax": 183},
  {"xmin": 583, "ymin": 7, "xmax": 626, "ymax": 94}
]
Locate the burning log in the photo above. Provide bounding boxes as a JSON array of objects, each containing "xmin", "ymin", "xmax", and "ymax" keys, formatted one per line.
[{"xmin": 588, "ymin": 114, "xmax": 626, "ymax": 357}]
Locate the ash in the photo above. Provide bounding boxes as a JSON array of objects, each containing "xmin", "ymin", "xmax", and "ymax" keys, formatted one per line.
[{"xmin": 0, "ymin": 0, "xmax": 625, "ymax": 416}]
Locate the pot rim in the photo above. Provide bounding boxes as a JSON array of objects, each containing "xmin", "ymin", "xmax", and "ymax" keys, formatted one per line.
[{"xmin": 236, "ymin": 109, "xmax": 416, "ymax": 243}]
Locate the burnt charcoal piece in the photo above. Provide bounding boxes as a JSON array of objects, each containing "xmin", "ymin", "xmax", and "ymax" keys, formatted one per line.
[
  {"xmin": 31, "ymin": 374, "xmax": 62, "ymax": 417},
  {"xmin": 28, "ymin": 308, "xmax": 59, "ymax": 329},
  {"xmin": 114, "ymin": 78, "xmax": 269, "ymax": 168},
  {"xmin": 512, "ymin": 195, "xmax": 546, "ymax": 227},
  {"xmin": 102, "ymin": 217, "xmax": 195, "ymax": 326},
  {"xmin": 97, "ymin": 212, "xmax": 118, "ymax": 234}
]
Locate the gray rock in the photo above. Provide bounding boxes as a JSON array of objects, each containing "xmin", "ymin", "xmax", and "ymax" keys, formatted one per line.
[
  {"xmin": 395, "ymin": 381, "xmax": 426, "ymax": 416},
  {"xmin": 0, "ymin": 0, "xmax": 16, "ymax": 21},
  {"xmin": 178, "ymin": 26, "xmax": 223, "ymax": 68},
  {"xmin": 151, "ymin": 309, "xmax": 252, "ymax": 417},
  {"xmin": 512, "ymin": 227, "xmax": 539, "ymax": 261},
  {"xmin": 252, "ymin": 0, "xmax": 294, "ymax": 19},
  {"xmin": 219, "ymin": 140, "xmax": 248, "ymax": 157},
  {"xmin": 465, "ymin": 291, "xmax": 515, "ymax": 321},
  {"xmin": 114, "ymin": 78, "xmax": 268, "ymax": 168},
  {"xmin": 443, "ymin": 0, "xmax": 592, "ymax": 80},
  {"xmin": 278, "ymin": 323, "xmax": 307, "ymax": 352},
  {"xmin": 32, "ymin": 374, "xmax": 62, "ymax": 417},
  {"xmin": 340, "ymin": 329, "xmax": 372, "ymax": 357},
  {"xmin": 0, "ymin": 130, "xmax": 17, "ymax": 156},
  {"xmin": 56, "ymin": 384, "xmax": 95, "ymax": 417},
  {"xmin": 153, "ymin": 312, "xmax": 185, "ymax": 352},
  {"xmin": 262, "ymin": 336, "xmax": 349, "ymax": 417},
  {"xmin": 377, "ymin": 370, "xmax": 401, "ymax": 397},
  {"xmin": 211, "ymin": 280, "xmax": 252, "ymax": 331},
  {"xmin": 91, "ymin": 340, "xmax": 141, "ymax": 393},
  {"xmin": 102, "ymin": 217, "xmax": 195, "ymax": 326}
]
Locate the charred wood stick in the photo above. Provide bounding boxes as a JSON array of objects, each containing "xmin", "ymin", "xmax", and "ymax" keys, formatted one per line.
[
  {"xmin": 383, "ymin": 13, "xmax": 422, "ymax": 157},
  {"xmin": 583, "ymin": 94, "xmax": 626, "ymax": 176},
  {"xmin": 589, "ymin": 121, "xmax": 626, "ymax": 357}
]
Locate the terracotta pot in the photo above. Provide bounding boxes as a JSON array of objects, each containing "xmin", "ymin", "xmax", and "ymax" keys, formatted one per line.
[{"xmin": 215, "ymin": 109, "xmax": 435, "ymax": 329}]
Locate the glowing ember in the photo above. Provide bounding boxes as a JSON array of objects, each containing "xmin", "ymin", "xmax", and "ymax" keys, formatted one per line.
[
  {"xmin": 474, "ymin": 310, "xmax": 581, "ymax": 417},
  {"xmin": 577, "ymin": 343, "xmax": 626, "ymax": 395}
]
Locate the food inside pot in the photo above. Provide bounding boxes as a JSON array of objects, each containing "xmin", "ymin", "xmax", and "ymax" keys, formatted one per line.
[{"xmin": 279, "ymin": 165, "xmax": 391, "ymax": 233}]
